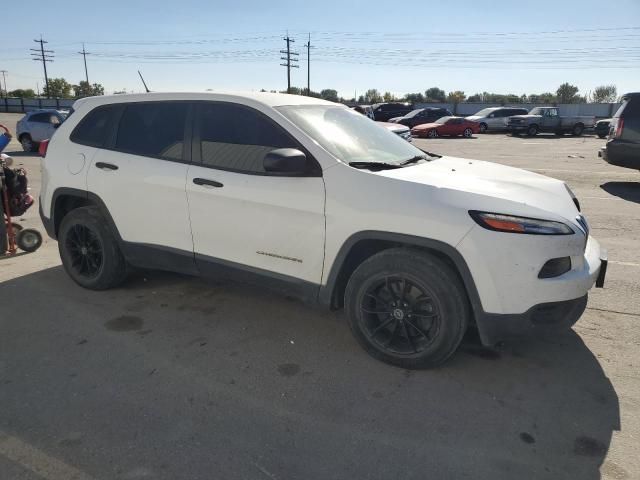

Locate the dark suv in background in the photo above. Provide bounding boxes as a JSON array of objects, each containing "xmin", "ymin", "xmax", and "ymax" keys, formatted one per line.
[
  {"xmin": 387, "ymin": 107, "xmax": 453, "ymax": 128},
  {"xmin": 600, "ymin": 92, "xmax": 640, "ymax": 170},
  {"xmin": 371, "ymin": 102, "xmax": 414, "ymax": 122}
]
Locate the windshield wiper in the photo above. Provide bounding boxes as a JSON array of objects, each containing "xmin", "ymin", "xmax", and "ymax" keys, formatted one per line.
[
  {"xmin": 348, "ymin": 161, "xmax": 401, "ymax": 171},
  {"xmin": 399, "ymin": 155, "xmax": 429, "ymax": 166},
  {"xmin": 415, "ymin": 148, "xmax": 442, "ymax": 159}
]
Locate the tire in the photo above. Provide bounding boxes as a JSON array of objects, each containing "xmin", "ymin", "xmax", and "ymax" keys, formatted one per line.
[
  {"xmin": 463, "ymin": 128, "xmax": 473, "ymax": 138},
  {"xmin": 19, "ymin": 134, "xmax": 37, "ymax": 153},
  {"xmin": 572, "ymin": 123, "xmax": 584, "ymax": 136},
  {"xmin": 427, "ymin": 129, "xmax": 438, "ymax": 138},
  {"xmin": 58, "ymin": 206, "xmax": 128, "ymax": 290},
  {"xmin": 479, "ymin": 123, "xmax": 488, "ymax": 133},
  {"xmin": 344, "ymin": 248, "xmax": 470, "ymax": 369},
  {"xmin": 0, "ymin": 199, "xmax": 7, "ymax": 254},
  {"xmin": 527, "ymin": 124, "xmax": 538, "ymax": 136},
  {"xmin": 16, "ymin": 228, "xmax": 42, "ymax": 253},
  {"xmin": 597, "ymin": 133, "xmax": 607, "ymax": 139}
]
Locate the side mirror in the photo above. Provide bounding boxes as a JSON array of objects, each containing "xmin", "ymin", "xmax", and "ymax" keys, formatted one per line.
[{"xmin": 264, "ymin": 148, "xmax": 309, "ymax": 175}]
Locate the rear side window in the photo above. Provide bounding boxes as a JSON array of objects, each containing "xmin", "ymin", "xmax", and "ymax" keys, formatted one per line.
[
  {"xmin": 29, "ymin": 113, "xmax": 51, "ymax": 123},
  {"xmin": 70, "ymin": 105, "xmax": 119, "ymax": 147},
  {"xmin": 115, "ymin": 103, "xmax": 188, "ymax": 161},
  {"xmin": 197, "ymin": 102, "xmax": 298, "ymax": 174}
]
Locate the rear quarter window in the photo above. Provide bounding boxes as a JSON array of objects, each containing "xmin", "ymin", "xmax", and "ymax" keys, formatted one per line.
[{"xmin": 70, "ymin": 105, "xmax": 120, "ymax": 148}]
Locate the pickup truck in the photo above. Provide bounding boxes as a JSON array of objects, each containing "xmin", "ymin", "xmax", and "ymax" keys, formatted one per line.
[{"xmin": 506, "ymin": 107, "xmax": 595, "ymax": 136}]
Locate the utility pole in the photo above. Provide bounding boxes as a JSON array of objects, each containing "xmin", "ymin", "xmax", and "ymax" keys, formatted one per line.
[
  {"xmin": 0, "ymin": 70, "xmax": 7, "ymax": 98},
  {"xmin": 280, "ymin": 35, "xmax": 299, "ymax": 94},
  {"xmin": 78, "ymin": 43, "xmax": 91, "ymax": 84},
  {"xmin": 304, "ymin": 33, "xmax": 311, "ymax": 95},
  {"xmin": 31, "ymin": 37, "xmax": 54, "ymax": 98}
]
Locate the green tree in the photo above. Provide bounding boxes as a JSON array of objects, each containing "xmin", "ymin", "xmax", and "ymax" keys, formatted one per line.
[
  {"xmin": 382, "ymin": 91, "xmax": 397, "ymax": 102},
  {"xmin": 73, "ymin": 81, "xmax": 105, "ymax": 98},
  {"xmin": 591, "ymin": 85, "xmax": 617, "ymax": 103},
  {"xmin": 466, "ymin": 93, "xmax": 482, "ymax": 102},
  {"xmin": 447, "ymin": 90, "xmax": 466, "ymax": 104},
  {"xmin": 320, "ymin": 89, "xmax": 339, "ymax": 102},
  {"xmin": 528, "ymin": 92, "xmax": 556, "ymax": 104},
  {"xmin": 8, "ymin": 89, "xmax": 36, "ymax": 98},
  {"xmin": 404, "ymin": 92, "xmax": 424, "ymax": 103},
  {"xmin": 425, "ymin": 87, "xmax": 446, "ymax": 102},
  {"xmin": 43, "ymin": 78, "xmax": 73, "ymax": 98},
  {"xmin": 364, "ymin": 89, "xmax": 382, "ymax": 103},
  {"xmin": 556, "ymin": 83, "xmax": 580, "ymax": 104}
]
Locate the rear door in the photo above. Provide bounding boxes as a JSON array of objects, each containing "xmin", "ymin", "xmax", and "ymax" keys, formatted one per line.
[
  {"xmin": 186, "ymin": 101, "xmax": 326, "ymax": 293},
  {"xmin": 86, "ymin": 101, "xmax": 195, "ymax": 264},
  {"xmin": 27, "ymin": 112, "xmax": 55, "ymax": 142}
]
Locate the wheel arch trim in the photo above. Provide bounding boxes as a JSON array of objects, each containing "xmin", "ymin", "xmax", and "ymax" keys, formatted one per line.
[{"xmin": 318, "ymin": 231, "xmax": 483, "ymax": 319}]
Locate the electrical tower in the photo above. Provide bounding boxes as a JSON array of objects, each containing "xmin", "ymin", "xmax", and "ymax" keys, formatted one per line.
[
  {"xmin": 280, "ymin": 35, "xmax": 299, "ymax": 94},
  {"xmin": 304, "ymin": 34, "xmax": 312, "ymax": 95},
  {"xmin": 31, "ymin": 37, "xmax": 54, "ymax": 98},
  {"xmin": 78, "ymin": 43, "xmax": 91, "ymax": 84}
]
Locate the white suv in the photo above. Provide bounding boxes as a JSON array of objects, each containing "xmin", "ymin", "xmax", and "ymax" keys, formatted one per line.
[{"xmin": 39, "ymin": 92, "xmax": 607, "ymax": 368}]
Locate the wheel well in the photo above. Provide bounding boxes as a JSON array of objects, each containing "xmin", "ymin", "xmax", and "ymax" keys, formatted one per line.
[
  {"xmin": 18, "ymin": 133, "xmax": 31, "ymax": 141},
  {"xmin": 53, "ymin": 194, "xmax": 94, "ymax": 235},
  {"xmin": 574, "ymin": 122, "xmax": 584, "ymax": 128},
  {"xmin": 329, "ymin": 239, "xmax": 465, "ymax": 310}
]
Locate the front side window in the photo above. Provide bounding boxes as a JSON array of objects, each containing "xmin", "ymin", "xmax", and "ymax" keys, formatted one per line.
[
  {"xmin": 115, "ymin": 102, "xmax": 187, "ymax": 161},
  {"xmin": 198, "ymin": 103, "xmax": 298, "ymax": 173},
  {"xmin": 70, "ymin": 105, "xmax": 119, "ymax": 147},
  {"xmin": 277, "ymin": 105, "xmax": 426, "ymax": 166}
]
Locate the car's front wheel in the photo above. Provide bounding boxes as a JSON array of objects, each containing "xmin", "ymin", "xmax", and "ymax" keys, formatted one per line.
[
  {"xmin": 58, "ymin": 206, "xmax": 128, "ymax": 290},
  {"xmin": 345, "ymin": 248, "xmax": 469, "ymax": 369},
  {"xmin": 479, "ymin": 122, "xmax": 488, "ymax": 133},
  {"xmin": 427, "ymin": 129, "xmax": 438, "ymax": 138}
]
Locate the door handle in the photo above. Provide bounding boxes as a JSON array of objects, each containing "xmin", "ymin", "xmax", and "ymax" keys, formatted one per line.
[
  {"xmin": 95, "ymin": 162, "xmax": 118, "ymax": 171},
  {"xmin": 193, "ymin": 178, "xmax": 223, "ymax": 188}
]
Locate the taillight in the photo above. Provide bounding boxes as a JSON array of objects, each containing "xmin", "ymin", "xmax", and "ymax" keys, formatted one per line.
[
  {"xmin": 38, "ymin": 139, "xmax": 49, "ymax": 157},
  {"xmin": 614, "ymin": 117, "xmax": 624, "ymax": 138}
]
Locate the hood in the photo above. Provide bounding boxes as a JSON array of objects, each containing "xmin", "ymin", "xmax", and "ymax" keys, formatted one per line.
[
  {"xmin": 375, "ymin": 156, "xmax": 579, "ymax": 222},
  {"xmin": 411, "ymin": 122, "xmax": 439, "ymax": 130},
  {"xmin": 387, "ymin": 117, "xmax": 402, "ymax": 123}
]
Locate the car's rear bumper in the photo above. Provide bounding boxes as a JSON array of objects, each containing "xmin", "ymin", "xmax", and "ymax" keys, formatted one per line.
[{"xmin": 600, "ymin": 143, "xmax": 640, "ymax": 169}]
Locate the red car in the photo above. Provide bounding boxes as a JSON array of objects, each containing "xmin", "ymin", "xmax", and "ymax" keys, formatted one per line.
[{"xmin": 411, "ymin": 116, "xmax": 480, "ymax": 138}]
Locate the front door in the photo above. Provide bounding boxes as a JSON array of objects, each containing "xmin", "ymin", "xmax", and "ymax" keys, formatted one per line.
[{"xmin": 186, "ymin": 102, "xmax": 326, "ymax": 297}]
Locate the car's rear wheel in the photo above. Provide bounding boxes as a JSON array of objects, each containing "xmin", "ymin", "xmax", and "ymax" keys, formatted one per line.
[
  {"xmin": 58, "ymin": 206, "xmax": 128, "ymax": 290},
  {"xmin": 463, "ymin": 128, "xmax": 473, "ymax": 138},
  {"xmin": 345, "ymin": 248, "xmax": 469, "ymax": 369},
  {"xmin": 19, "ymin": 134, "xmax": 37, "ymax": 152},
  {"xmin": 597, "ymin": 133, "xmax": 607, "ymax": 139},
  {"xmin": 572, "ymin": 123, "xmax": 584, "ymax": 136},
  {"xmin": 527, "ymin": 124, "xmax": 538, "ymax": 136},
  {"xmin": 479, "ymin": 122, "xmax": 488, "ymax": 133},
  {"xmin": 427, "ymin": 129, "xmax": 438, "ymax": 138}
]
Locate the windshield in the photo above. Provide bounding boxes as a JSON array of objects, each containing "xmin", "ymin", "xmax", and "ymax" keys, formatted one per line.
[
  {"xmin": 435, "ymin": 116, "xmax": 453, "ymax": 124},
  {"xmin": 529, "ymin": 108, "xmax": 543, "ymax": 115},
  {"xmin": 472, "ymin": 108, "xmax": 495, "ymax": 117},
  {"xmin": 613, "ymin": 99, "xmax": 629, "ymax": 118},
  {"xmin": 404, "ymin": 109, "xmax": 423, "ymax": 118},
  {"xmin": 277, "ymin": 105, "xmax": 427, "ymax": 165}
]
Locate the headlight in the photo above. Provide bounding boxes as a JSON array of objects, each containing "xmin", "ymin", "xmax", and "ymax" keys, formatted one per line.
[
  {"xmin": 469, "ymin": 211, "xmax": 574, "ymax": 235},
  {"xmin": 564, "ymin": 184, "xmax": 581, "ymax": 211}
]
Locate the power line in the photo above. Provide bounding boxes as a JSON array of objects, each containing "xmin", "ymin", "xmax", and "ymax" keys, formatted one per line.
[
  {"xmin": 78, "ymin": 43, "xmax": 92, "ymax": 84},
  {"xmin": 280, "ymin": 35, "xmax": 299, "ymax": 93},
  {"xmin": 31, "ymin": 37, "xmax": 53, "ymax": 98}
]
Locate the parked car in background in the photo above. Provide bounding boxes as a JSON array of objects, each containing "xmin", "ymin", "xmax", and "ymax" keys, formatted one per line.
[
  {"xmin": 506, "ymin": 107, "xmax": 595, "ymax": 136},
  {"xmin": 411, "ymin": 116, "xmax": 480, "ymax": 138},
  {"xmin": 380, "ymin": 122, "xmax": 412, "ymax": 142},
  {"xmin": 466, "ymin": 107, "xmax": 529, "ymax": 133},
  {"xmin": 351, "ymin": 105, "xmax": 375, "ymax": 120},
  {"xmin": 371, "ymin": 102, "xmax": 414, "ymax": 122},
  {"xmin": 387, "ymin": 107, "xmax": 453, "ymax": 128},
  {"xmin": 599, "ymin": 92, "xmax": 640, "ymax": 170},
  {"xmin": 16, "ymin": 109, "xmax": 68, "ymax": 152},
  {"xmin": 594, "ymin": 118, "xmax": 612, "ymax": 139}
]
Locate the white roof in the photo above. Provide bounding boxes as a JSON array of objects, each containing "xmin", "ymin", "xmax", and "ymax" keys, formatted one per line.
[{"xmin": 73, "ymin": 91, "xmax": 338, "ymax": 111}]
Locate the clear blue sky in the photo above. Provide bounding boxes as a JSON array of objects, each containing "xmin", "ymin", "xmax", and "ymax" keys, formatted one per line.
[{"xmin": 2, "ymin": 0, "xmax": 639, "ymax": 98}]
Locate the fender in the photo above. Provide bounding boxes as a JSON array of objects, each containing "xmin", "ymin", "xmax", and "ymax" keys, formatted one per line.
[{"xmin": 317, "ymin": 231, "xmax": 484, "ymax": 322}]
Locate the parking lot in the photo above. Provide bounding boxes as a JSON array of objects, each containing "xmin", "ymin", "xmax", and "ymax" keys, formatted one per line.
[{"xmin": 1, "ymin": 110, "xmax": 639, "ymax": 479}]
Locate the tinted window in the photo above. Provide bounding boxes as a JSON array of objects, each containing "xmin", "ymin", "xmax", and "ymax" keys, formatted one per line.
[
  {"xmin": 115, "ymin": 103, "xmax": 187, "ymax": 161},
  {"xmin": 198, "ymin": 103, "xmax": 297, "ymax": 173},
  {"xmin": 29, "ymin": 113, "xmax": 51, "ymax": 123},
  {"xmin": 70, "ymin": 105, "xmax": 119, "ymax": 147}
]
